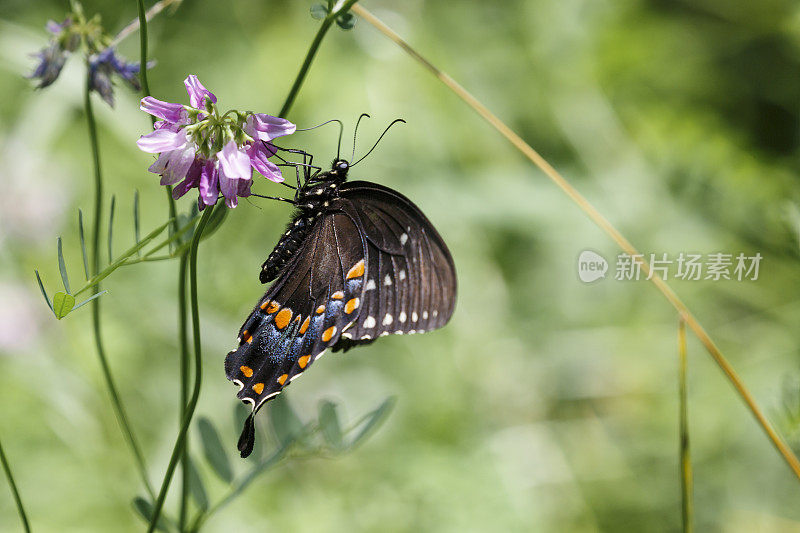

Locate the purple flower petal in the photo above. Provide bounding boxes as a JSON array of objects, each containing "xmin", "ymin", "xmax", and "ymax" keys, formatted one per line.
[
  {"xmin": 237, "ymin": 178, "xmax": 253, "ymax": 197},
  {"xmin": 137, "ymin": 128, "xmax": 188, "ymax": 153},
  {"xmin": 148, "ymin": 151, "xmax": 171, "ymax": 174},
  {"xmin": 244, "ymin": 114, "xmax": 296, "ymax": 142},
  {"xmin": 198, "ymin": 161, "xmax": 219, "ymax": 206},
  {"xmin": 141, "ymin": 97, "xmax": 188, "ymax": 124},
  {"xmin": 172, "ymin": 159, "xmax": 204, "ymax": 199},
  {"xmin": 218, "ymin": 141, "xmax": 252, "ymax": 181},
  {"xmin": 160, "ymin": 145, "xmax": 197, "ymax": 186},
  {"xmin": 219, "ymin": 174, "xmax": 239, "ymax": 208},
  {"xmin": 184, "ymin": 75, "xmax": 216, "ymax": 109},
  {"xmin": 246, "ymin": 142, "xmax": 284, "ymax": 183}
]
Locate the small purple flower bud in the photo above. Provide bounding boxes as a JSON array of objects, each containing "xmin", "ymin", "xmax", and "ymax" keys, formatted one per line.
[
  {"xmin": 28, "ymin": 43, "xmax": 67, "ymax": 89},
  {"xmin": 141, "ymin": 97, "xmax": 189, "ymax": 124},
  {"xmin": 46, "ymin": 18, "xmax": 70, "ymax": 34},
  {"xmin": 184, "ymin": 75, "xmax": 217, "ymax": 109},
  {"xmin": 244, "ymin": 114, "xmax": 296, "ymax": 142}
]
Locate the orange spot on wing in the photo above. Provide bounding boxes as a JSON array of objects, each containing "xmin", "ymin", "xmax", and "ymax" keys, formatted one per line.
[
  {"xmin": 298, "ymin": 355, "xmax": 310, "ymax": 369},
  {"xmin": 331, "ymin": 291, "xmax": 344, "ymax": 300},
  {"xmin": 260, "ymin": 300, "xmax": 269, "ymax": 310},
  {"xmin": 275, "ymin": 308, "xmax": 293, "ymax": 329},
  {"xmin": 241, "ymin": 330, "xmax": 251, "ymax": 343},
  {"xmin": 346, "ymin": 259, "xmax": 365, "ymax": 279},
  {"xmin": 240, "ymin": 366, "xmax": 253, "ymax": 377},
  {"xmin": 252, "ymin": 383, "xmax": 265, "ymax": 394},
  {"xmin": 322, "ymin": 326, "xmax": 336, "ymax": 342},
  {"xmin": 345, "ymin": 298, "xmax": 360, "ymax": 314},
  {"xmin": 246, "ymin": 336, "xmax": 253, "ymax": 344},
  {"xmin": 316, "ymin": 305, "xmax": 326, "ymax": 314},
  {"xmin": 277, "ymin": 374, "xmax": 288, "ymax": 385},
  {"xmin": 266, "ymin": 301, "xmax": 280, "ymax": 314},
  {"xmin": 300, "ymin": 317, "xmax": 310, "ymax": 334}
]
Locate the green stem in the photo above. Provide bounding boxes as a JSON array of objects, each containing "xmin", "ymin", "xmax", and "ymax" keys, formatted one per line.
[
  {"xmin": 136, "ymin": 0, "xmax": 151, "ymax": 97},
  {"xmin": 678, "ymin": 319, "xmax": 693, "ymax": 533},
  {"xmin": 148, "ymin": 205, "xmax": 217, "ymax": 533},
  {"xmin": 178, "ymin": 252, "xmax": 190, "ymax": 531},
  {"xmin": 279, "ymin": 0, "xmax": 361, "ymax": 117},
  {"xmin": 84, "ymin": 73, "xmax": 155, "ymax": 500},
  {"xmin": 0, "ymin": 436, "xmax": 31, "ymax": 533}
]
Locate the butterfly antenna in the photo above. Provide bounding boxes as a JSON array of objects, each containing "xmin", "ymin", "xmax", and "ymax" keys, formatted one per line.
[
  {"xmin": 352, "ymin": 113, "xmax": 371, "ymax": 162},
  {"xmin": 295, "ymin": 119, "xmax": 344, "ymax": 159},
  {"xmin": 352, "ymin": 118, "xmax": 406, "ymax": 167}
]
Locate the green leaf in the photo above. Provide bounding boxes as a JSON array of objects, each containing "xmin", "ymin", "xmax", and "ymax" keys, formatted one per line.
[
  {"xmin": 269, "ymin": 395, "xmax": 305, "ymax": 447},
  {"xmin": 131, "ymin": 497, "xmax": 170, "ymax": 532},
  {"xmin": 197, "ymin": 417, "xmax": 233, "ymax": 483},
  {"xmin": 348, "ymin": 396, "xmax": 396, "ymax": 449},
  {"xmin": 57, "ymin": 237, "xmax": 70, "ymax": 294},
  {"xmin": 336, "ymin": 12, "xmax": 356, "ymax": 30},
  {"xmin": 318, "ymin": 400, "xmax": 344, "ymax": 451},
  {"xmin": 107, "ymin": 194, "xmax": 116, "ymax": 264},
  {"xmin": 34, "ymin": 270, "xmax": 53, "ymax": 313},
  {"xmin": 133, "ymin": 190, "xmax": 141, "ymax": 255},
  {"xmin": 187, "ymin": 456, "xmax": 209, "ymax": 510},
  {"xmin": 200, "ymin": 203, "xmax": 227, "ymax": 242},
  {"xmin": 310, "ymin": 3, "xmax": 328, "ymax": 20},
  {"xmin": 78, "ymin": 210, "xmax": 89, "ymax": 280},
  {"xmin": 72, "ymin": 290, "xmax": 107, "ymax": 311},
  {"xmin": 52, "ymin": 292, "xmax": 75, "ymax": 320}
]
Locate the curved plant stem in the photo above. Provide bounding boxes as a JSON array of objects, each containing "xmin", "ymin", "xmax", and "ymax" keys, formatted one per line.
[
  {"xmin": 279, "ymin": 0, "xmax": 361, "ymax": 117},
  {"xmin": 148, "ymin": 205, "xmax": 217, "ymax": 533},
  {"xmin": 84, "ymin": 74, "xmax": 155, "ymax": 499},
  {"xmin": 0, "ymin": 436, "xmax": 30, "ymax": 533},
  {"xmin": 351, "ymin": 4, "xmax": 800, "ymax": 482},
  {"xmin": 678, "ymin": 319, "xmax": 693, "ymax": 533},
  {"xmin": 178, "ymin": 252, "xmax": 190, "ymax": 531}
]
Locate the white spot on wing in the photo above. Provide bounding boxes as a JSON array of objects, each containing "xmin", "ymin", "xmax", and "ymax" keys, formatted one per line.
[
  {"xmin": 423, "ymin": 311, "xmax": 429, "ymax": 320},
  {"xmin": 412, "ymin": 312, "xmax": 418, "ymax": 322},
  {"xmin": 365, "ymin": 279, "xmax": 376, "ymax": 291},
  {"xmin": 382, "ymin": 314, "xmax": 393, "ymax": 326},
  {"xmin": 400, "ymin": 233, "xmax": 408, "ymax": 245},
  {"xmin": 399, "ymin": 270, "xmax": 406, "ymax": 281},
  {"xmin": 364, "ymin": 316, "xmax": 376, "ymax": 328},
  {"xmin": 399, "ymin": 311, "xmax": 407, "ymax": 323},
  {"xmin": 384, "ymin": 274, "xmax": 392, "ymax": 286}
]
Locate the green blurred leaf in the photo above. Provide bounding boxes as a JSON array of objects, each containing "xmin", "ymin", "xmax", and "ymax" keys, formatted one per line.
[
  {"xmin": 78, "ymin": 210, "xmax": 89, "ymax": 280},
  {"xmin": 310, "ymin": 3, "xmax": 328, "ymax": 20},
  {"xmin": 269, "ymin": 395, "xmax": 305, "ymax": 447},
  {"xmin": 197, "ymin": 417, "xmax": 233, "ymax": 483},
  {"xmin": 200, "ymin": 203, "xmax": 227, "ymax": 242},
  {"xmin": 34, "ymin": 269, "xmax": 53, "ymax": 313},
  {"xmin": 131, "ymin": 496, "xmax": 170, "ymax": 532},
  {"xmin": 318, "ymin": 400, "xmax": 344, "ymax": 451},
  {"xmin": 52, "ymin": 292, "xmax": 75, "ymax": 320},
  {"xmin": 336, "ymin": 12, "xmax": 356, "ymax": 30},
  {"xmin": 107, "ymin": 194, "xmax": 116, "ymax": 264},
  {"xmin": 187, "ymin": 456, "xmax": 209, "ymax": 510},
  {"xmin": 348, "ymin": 397, "xmax": 396, "ymax": 449},
  {"xmin": 56, "ymin": 237, "xmax": 70, "ymax": 294}
]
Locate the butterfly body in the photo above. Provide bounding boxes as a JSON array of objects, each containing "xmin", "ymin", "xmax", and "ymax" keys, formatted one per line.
[{"xmin": 226, "ymin": 158, "xmax": 456, "ymax": 457}]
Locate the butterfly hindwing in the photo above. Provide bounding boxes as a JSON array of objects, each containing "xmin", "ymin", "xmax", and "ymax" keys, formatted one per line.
[{"xmin": 333, "ymin": 181, "xmax": 456, "ymax": 347}]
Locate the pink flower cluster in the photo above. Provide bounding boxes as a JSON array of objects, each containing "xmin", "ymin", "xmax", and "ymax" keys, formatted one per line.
[{"xmin": 137, "ymin": 75, "xmax": 294, "ymax": 208}]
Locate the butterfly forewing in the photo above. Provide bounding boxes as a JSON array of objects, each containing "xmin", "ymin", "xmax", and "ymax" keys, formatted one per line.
[{"xmin": 224, "ymin": 208, "xmax": 367, "ymax": 411}]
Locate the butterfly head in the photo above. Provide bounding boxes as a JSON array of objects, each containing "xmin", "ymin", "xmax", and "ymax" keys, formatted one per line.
[{"xmin": 330, "ymin": 159, "xmax": 350, "ymax": 178}]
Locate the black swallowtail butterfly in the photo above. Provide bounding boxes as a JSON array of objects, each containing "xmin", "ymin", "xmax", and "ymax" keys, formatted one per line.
[{"xmin": 225, "ymin": 135, "xmax": 457, "ymax": 458}]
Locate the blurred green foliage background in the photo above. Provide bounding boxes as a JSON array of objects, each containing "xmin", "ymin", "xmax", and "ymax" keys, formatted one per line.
[{"xmin": 2, "ymin": 0, "xmax": 800, "ymax": 531}]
